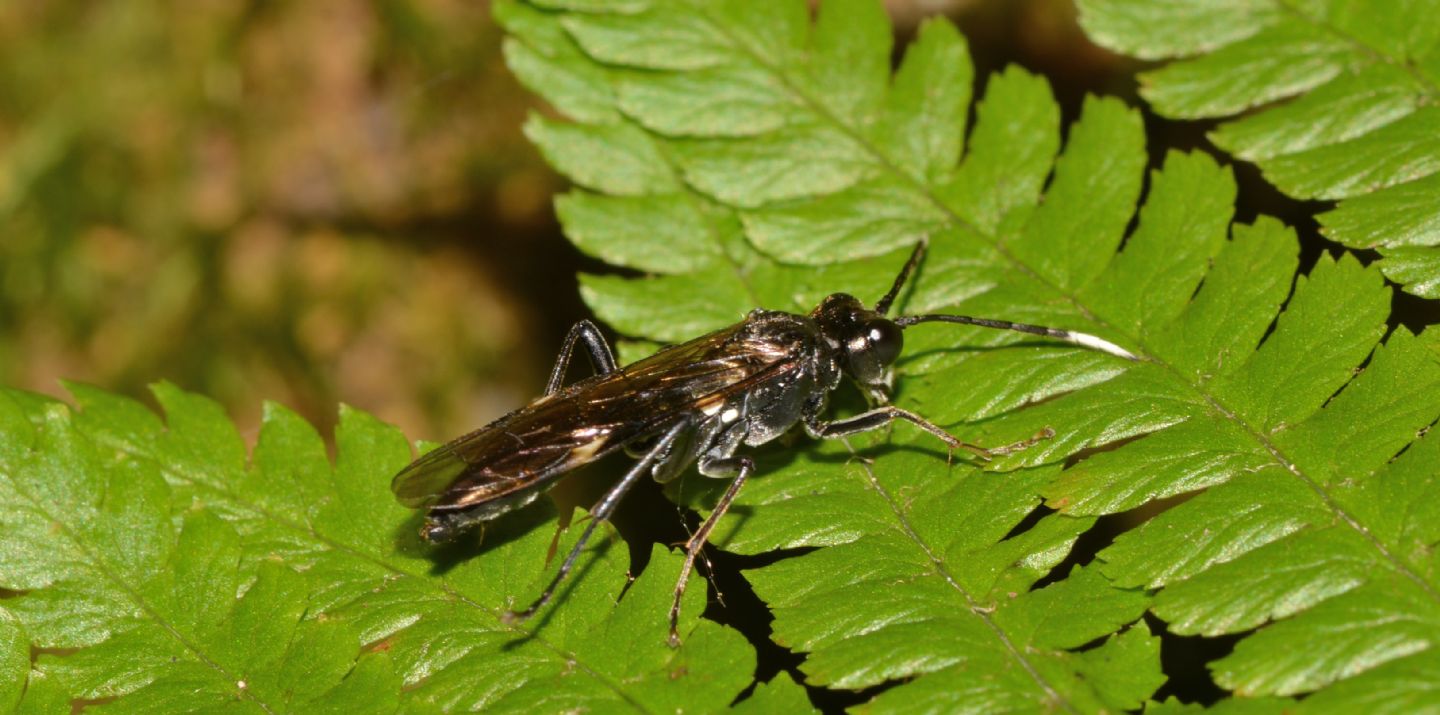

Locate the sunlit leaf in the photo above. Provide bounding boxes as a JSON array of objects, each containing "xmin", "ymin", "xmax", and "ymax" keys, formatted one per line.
[
  {"xmin": 506, "ymin": 0, "xmax": 1440, "ymax": 709},
  {"xmin": 0, "ymin": 386, "xmax": 755, "ymax": 711},
  {"xmin": 1078, "ymin": 0, "xmax": 1440, "ymax": 297}
]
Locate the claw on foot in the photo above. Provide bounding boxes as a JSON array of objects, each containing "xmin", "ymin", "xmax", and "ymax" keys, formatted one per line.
[
  {"xmin": 501, "ymin": 605, "xmax": 538, "ymax": 626},
  {"xmin": 976, "ymin": 426, "xmax": 1057, "ymax": 458}
]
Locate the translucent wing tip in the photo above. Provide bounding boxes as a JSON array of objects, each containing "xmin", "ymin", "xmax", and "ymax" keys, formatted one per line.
[{"xmin": 390, "ymin": 446, "xmax": 468, "ymax": 507}]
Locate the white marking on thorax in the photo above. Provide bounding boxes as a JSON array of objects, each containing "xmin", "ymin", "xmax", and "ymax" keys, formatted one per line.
[
  {"xmin": 568, "ymin": 437, "xmax": 607, "ymax": 463},
  {"xmin": 720, "ymin": 407, "xmax": 740, "ymax": 423}
]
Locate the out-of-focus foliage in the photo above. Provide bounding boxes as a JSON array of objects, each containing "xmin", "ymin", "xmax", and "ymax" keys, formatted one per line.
[{"xmin": 0, "ymin": 0, "xmax": 558, "ymax": 439}]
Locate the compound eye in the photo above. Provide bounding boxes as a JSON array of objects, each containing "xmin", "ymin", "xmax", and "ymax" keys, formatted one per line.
[{"xmin": 865, "ymin": 319, "xmax": 903, "ymax": 366}]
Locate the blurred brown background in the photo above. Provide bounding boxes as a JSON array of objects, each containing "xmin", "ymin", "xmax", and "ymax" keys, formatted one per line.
[{"xmin": 0, "ymin": 0, "xmax": 1152, "ymax": 444}]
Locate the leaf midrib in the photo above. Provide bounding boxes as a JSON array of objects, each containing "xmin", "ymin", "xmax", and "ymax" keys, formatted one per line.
[
  {"xmin": 642, "ymin": 128, "xmax": 765, "ymax": 307},
  {"xmin": 842, "ymin": 438, "xmax": 1075, "ymax": 712},
  {"xmin": 1181, "ymin": 372, "xmax": 1440, "ymax": 603},
  {"xmin": 682, "ymin": 0, "xmax": 1439, "ymax": 682},
  {"xmin": 689, "ymin": 8, "xmax": 1082, "ymax": 708},
  {"xmin": 1272, "ymin": 0, "xmax": 1440, "ymax": 102},
  {"xmin": 688, "ymin": 5, "xmax": 1091, "ymax": 320},
  {"xmin": 85, "ymin": 430, "xmax": 658, "ymax": 715},
  {"xmin": 2, "ymin": 458, "xmax": 274, "ymax": 713}
]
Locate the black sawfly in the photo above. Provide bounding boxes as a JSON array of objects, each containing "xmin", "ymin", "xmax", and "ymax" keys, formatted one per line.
[{"xmin": 391, "ymin": 241, "xmax": 1137, "ymax": 645}]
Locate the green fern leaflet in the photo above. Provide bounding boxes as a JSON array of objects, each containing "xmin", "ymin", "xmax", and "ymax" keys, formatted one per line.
[
  {"xmin": 2, "ymin": 0, "xmax": 1438, "ymax": 712},
  {"xmin": 0, "ymin": 384, "xmax": 773, "ymax": 711},
  {"xmin": 505, "ymin": 0, "xmax": 1440, "ymax": 711},
  {"xmin": 1079, "ymin": 0, "xmax": 1440, "ymax": 299}
]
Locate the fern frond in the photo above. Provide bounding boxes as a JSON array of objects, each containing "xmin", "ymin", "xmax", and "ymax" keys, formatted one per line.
[
  {"xmin": 5, "ymin": 1, "xmax": 1434, "ymax": 710},
  {"xmin": 0, "ymin": 389, "xmax": 402, "ymax": 712},
  {"xmin": 503, "ymin": 0, "xmax": 1440, "ymax": 709},
  {"xmin": 502, "ymin": 0, "xmax": 1176, "ymax": 709},
  {"xmin": 1078, "ymin": 0, "xmax": 1440, "ymax": 298},
  {"xmin": 0, "ymin": 385, "xmax": 764, "ymax": 710}
]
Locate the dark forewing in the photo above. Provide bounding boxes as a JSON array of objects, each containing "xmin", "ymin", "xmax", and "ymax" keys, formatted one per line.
[{"xmin": 391, "ymin": 322, "xmax": 803, "ymax": 513}]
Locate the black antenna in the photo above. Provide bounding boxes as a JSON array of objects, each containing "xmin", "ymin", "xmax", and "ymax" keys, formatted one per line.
[
  {"xmin": 895, "ymin": 314, "xmax": 1139, "ymax": 361},
  {"xmin": 874, "ymin": 239, "xmax": 928, "ymax": 316}
]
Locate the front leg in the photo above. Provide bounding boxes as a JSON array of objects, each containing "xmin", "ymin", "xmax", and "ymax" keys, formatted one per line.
[
  {"xmin": 546, "ymin": 319, "xmax": 618, "ymax": 394},
  {"xmin": 668, "ymin": 455, "xmax": 752, "ymax": 647},
  {"xmin": 805, "ymin": 407, "xmax": 1051, "ymax": 459}
]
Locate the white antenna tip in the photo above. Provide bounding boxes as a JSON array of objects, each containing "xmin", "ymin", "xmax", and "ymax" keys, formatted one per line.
[{"xmin": 1065, "ymin": 331, "xmax": 1140, "ymax": 361}]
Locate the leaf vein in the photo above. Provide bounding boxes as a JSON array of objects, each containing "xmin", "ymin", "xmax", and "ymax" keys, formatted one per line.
[
  {"xmin": 841, "ymin": 439, "xmax": 1076, "ymax": 712},
  {"xmin": 1272, "ymin": 0, "xmax": 1440, "ymax": 101},
  {"xmin": 85, "ymin": 430, "xmax": 659, "ymax": 714},
  {"xmin": 3, "ymin": 457, "xmax": 274, "ymax": 713}
]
